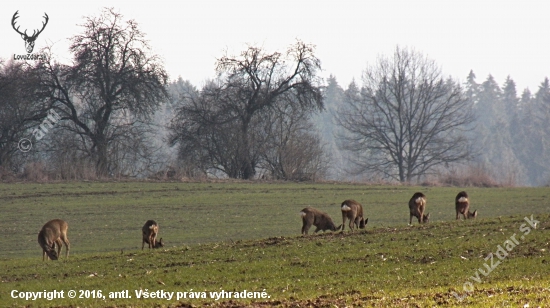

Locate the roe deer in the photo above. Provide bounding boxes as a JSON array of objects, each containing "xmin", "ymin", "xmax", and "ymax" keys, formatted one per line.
[
  {"xmin": 455, "ymin": 191, "xmax": 477, "ymax": 220},
  {"xmin": 300, "ymin": 207, "xmax": 341, "ymax": 235},
  {"xmin": 409, "ymin": 192, "xmax": 429, "ymax": 224},
  {"xmin": 142, "ymin": 220, "xmax": 164, "ymax": 250},
  {"xmin": 341, "ymin": 200, "xmax": 368, "ymax": 231},
  {"xmin": 38, "ymin": 219, "xmax": 70, "ymax": 261}
]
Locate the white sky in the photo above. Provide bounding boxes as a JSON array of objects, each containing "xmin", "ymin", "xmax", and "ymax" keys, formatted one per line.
[{"xmin": 1, "ymin": 0, "xmax": 549, "ymax": 92}]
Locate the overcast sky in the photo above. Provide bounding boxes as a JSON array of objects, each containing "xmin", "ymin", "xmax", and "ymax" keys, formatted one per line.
[{"xmin": 2, "ymin": 0, "xmax": 549, "ymax": 92}]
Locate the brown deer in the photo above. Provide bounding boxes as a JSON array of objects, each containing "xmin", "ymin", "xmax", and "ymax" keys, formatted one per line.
[
  {"xmin": 38, "ymin": 219, "xmax": 70, "ymax": 261},
  {"xmin": 340, "ymin": 200, "xmax": 368, "ymax": 231},
  {"xmin": 409, "ymin": 192, "xmax": 430, "ymax": 224},
  {"xmin": 455, "ymin": 191, "xmax": 477, "ymax": 220},
  {"xmin": 142, "ymin": 220, "xmax": 164, "ymax": 250},
  {"xmin": 300, "ymin": 207, "xmax": 341, "ymax": 235}
]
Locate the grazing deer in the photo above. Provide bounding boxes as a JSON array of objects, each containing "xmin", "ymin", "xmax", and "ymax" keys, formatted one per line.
[
  {"xmin": 38, "ymin": 219, "xmax": 70, "ymax": 261},
  {"xmin": 300, "ymin": 207, "xmax": 341, "ymax": 235},
  {"xmin": 142, "ymin": 220, "xmax": 164, "ymax": 250},
  {"xmin": 455, "ymin": 191, "xmax": 477, "ymax": 220},
  {"xmin": 341, "ymin": 200, "xmax": 368, "ymax": 231},
  {"xmin": 409, "ymin": 192, "xmax": 429, "ymax": 224}
]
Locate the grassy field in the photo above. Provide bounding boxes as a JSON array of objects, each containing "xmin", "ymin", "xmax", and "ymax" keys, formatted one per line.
[{"xmin": 0, "ymin": 181, "xmax": 549, "ymax": 307}]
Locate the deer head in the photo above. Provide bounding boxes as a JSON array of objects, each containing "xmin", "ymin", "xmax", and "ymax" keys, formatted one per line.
[
  {"xmin": 12, "ymin": 11, "xmax": 49, "ymax": 54},
  {"xmin": 422, "ymin": 213, "xmax": 430, "ymax": 224},
  {"xmin": 151, "ymin": 238, "xmax": 165, "ymax": 248}
]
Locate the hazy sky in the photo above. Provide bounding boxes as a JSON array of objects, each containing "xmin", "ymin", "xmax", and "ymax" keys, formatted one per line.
[{"xmin": 2, "ymin": 0, "xmax": 549, "ymax": 92}]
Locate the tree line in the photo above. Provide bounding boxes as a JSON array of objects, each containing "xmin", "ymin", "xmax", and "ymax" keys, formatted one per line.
[
  {"xmin": 462, "ymin": 72, "xmax": 550, "ymax": 186},
  {"xmin": 1, "ymin": 8, "xmax": 548, "ymax": 185}
]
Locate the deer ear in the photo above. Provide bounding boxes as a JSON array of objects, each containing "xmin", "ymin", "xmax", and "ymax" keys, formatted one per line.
[{"xmin": 473, "ymin": 210, "xmax": 478, "ymax": 217}]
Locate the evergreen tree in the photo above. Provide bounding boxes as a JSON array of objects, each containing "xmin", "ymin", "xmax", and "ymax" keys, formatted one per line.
[
  {"xmin": 512, "ymin": 87, "xmax": 537, "ymax": 185},
  {"xmin": 464, "ymin": 70, "xmax": 480, "ymax": 105},
  {"xmin": 529, "ymin": 78, "xmax": 550, "ymax": 184},
  {"xmin": 313, "ymin": 75, "xmax": 345, "ymax": 180},
  {"xmin": 502, "ymin": 76, "xmax": 519, "ymax": 124},
  {"xmin": 475, "ymin": 75, "xmax": 502, "ymax": 124},
  {"xmin": 472, "ymin": 75, "xmax": 523, "ymax": 184}
]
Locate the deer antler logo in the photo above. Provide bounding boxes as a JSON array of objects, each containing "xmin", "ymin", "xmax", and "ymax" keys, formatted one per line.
[{"xmin": 11, "ymin": 11, "xmax": 49, "ymax": 54}]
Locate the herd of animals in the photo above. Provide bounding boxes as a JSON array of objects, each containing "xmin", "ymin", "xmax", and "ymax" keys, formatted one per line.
[
  {"xmin": 299, "ymin": 190, "xmax": 477, "ymax": 234},
  {"xmin": 37, "ymin": 191, "xmax": 477, "ymax": 261}
]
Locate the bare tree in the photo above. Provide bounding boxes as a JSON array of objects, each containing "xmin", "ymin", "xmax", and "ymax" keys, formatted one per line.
[
  {"xmin": 261, "ymin": 95, "xmax": 329, "ymax": 181},
  {"xmin": 169, "ymin": 80, "xmax": 236, "ymax": 177},
  {"xmin": 336, "ymin": 47, "xmax": 474, "ymax": 182},
  {"xmin": 38, "ymin": 8, "xmax": 168, "ymax": 177},
  {"xmin": 0, "ymin": 60, "xmax": 49, "ymax": 170},
  {"xmin": 170, "ymin": 41, "xmax": 324, "ymax": 179}
]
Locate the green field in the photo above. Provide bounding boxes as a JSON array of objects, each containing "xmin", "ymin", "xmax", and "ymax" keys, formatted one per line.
[{"xmin": 1, "ymin": 182, "xmax": 549, "ymax": 307}]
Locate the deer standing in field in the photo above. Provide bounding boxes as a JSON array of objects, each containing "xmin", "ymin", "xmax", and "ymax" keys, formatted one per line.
[
  {"xmin": 38, "ymin": 219, "xmax": 70, "ymax": 261},
  {"xmin": 142, "ymin": 220, "xmax": 164, "ymax": 250},
  {"xmin": 340, "ymin": 200, "xmax": 368, "ymax": 231},
  {"xmin": 300, "ymin": 207, "xmax": 341, "ymax": 235},
  {"xmin": 409, "ymin": 192, "xmax": 430, "ymax": 225},
  {"xmin": 455, "ymin": 191, "xmax": 477, "ymax": 220}
]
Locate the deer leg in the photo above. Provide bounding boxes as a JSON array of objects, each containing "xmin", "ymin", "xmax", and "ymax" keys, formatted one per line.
[
  {"xmin": 55, "ymin": 239, "xmax": 62, "ymax": 259},
  {"xmin": 59, "ymin": 236, "xmax": 70, "ymax": 260},
  {"xmin": 314, "ymin": 226, "xmax": 321, "ymax": 233},
  {"xmin": 341, "ymin": 214, "xmax": 347, "ymax": 232},
  {"xmin": 302, "ymin": 221, "xmax": 311, "ymax": 235}
]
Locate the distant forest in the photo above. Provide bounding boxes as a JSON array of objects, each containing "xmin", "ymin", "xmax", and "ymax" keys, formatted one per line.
[
  {"xmin": 1, "ymin": 9, "xmax": 549, "ymax": 186},
  {"xmin": 317, "ymin": 72, "xmax": 550, "ymax": 186}
]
